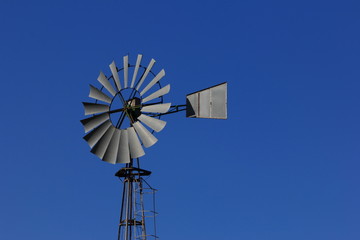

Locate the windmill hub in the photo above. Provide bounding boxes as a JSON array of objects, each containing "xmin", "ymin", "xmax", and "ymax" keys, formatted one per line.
[
  {"xmin": 126, "ymin": 97, "xmax": 141, "ymax": 108},
  {"xmin": 125, "ymin": 97, "xmax": 141, "ymax": 121}
]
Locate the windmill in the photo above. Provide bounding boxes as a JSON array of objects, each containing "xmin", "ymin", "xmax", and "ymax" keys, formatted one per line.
[{"xmin": 80, "ymin": 54, "xmax": 227, "ymax": 240}]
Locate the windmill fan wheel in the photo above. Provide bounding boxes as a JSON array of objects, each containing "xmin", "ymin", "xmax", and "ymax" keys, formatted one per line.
[{"xmin": 80, "ymin": 54, "xmax": 171, "ymax": 164}]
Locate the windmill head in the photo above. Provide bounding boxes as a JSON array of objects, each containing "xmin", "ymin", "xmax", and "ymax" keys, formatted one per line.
[{"xmin": 80, "ymin": 54, "xmax": 227, "ymax": 165}]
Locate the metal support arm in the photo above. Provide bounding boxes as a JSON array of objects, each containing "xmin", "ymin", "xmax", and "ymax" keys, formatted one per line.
[{"xmin": 150, "ymin": 104, "xmax": 186, "ymax": 117}]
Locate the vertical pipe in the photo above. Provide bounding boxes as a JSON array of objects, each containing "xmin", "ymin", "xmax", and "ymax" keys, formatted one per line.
[
  {"xmin": 153, "ymin": 190, "xmax": 157, "ymax": 238},
  {"xmin": 124, "ymin": 178, "xmax": 130, "ymax": 240},
  {"xmin": 118, "ymin": 178, "xmax": 127, "ymax": 240},
  {"xmin": 133, "ymin": 180, "xmax": 137, "ymax": 240},
  {"xmin": 129, "ymin": 178, "xmax": 133, "ymax": 240}
]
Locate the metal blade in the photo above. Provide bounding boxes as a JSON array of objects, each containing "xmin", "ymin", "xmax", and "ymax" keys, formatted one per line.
[
  {"xmin": 102, "ymin": 129, "xmax": 121, "ymax": 164},
  {"xmin": 141, "ymin": 103, "xmax": 171, "ymax": 113},
  {"xmin": 117, "ymin": 129, "xmax": 130, "ymax": 164},
  {"xmin": 141, "ymin": 84, "xmax": 170, "ymax": 103},
  {"xmin": 138, "ymin": 114, "xmax": 166, "ymax": 132},
  {"xmin": 83, "ymin": 120, "xmax": 112, "ymax": 148},
  {"xmin": 130, "ymin": 54, "xmax": 142, "ymax": 88},
  {"xmin": 139, "ymin": 69, "xmax": 165, "ymax": 96},
  {"xmin": 109, "ymin": 61, "xmax": 122, "ymax": 91},
  {"xmin": 83, "ymin": 102, "xmax": 109, "ymax": 115},
  {"xmin": 97, "ymin": 71, "xmax": 117, "ymax": 96},
  {"xmin": 91, "ymin": 126, "xmax": 115, "ymax": 159},
  {"xmin": 127, "ymin": 127, "xmax": 145, "ymax": 158},
  {"xmin": 133, "ymin": 121, "xmax": 158, "ymax": 148},
  {"xmin": 80, "ymin": 113, "xmax": 109, "ymax": 133},
  {"xmin": 123, "ymin": 55, "xmax": 128, "ymax": 88},
  {"xmin": 89, "ymin": 85, "xmax": 112, "ymax": 103},
  {"xmin": 135, "ymin": 59, "xmax": 156, "ymax": 91}
]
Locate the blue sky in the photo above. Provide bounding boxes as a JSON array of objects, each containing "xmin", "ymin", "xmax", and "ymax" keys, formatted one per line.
[{"xmin": 1, "ymin": 0, "xmax": 359, "ymax": 239}]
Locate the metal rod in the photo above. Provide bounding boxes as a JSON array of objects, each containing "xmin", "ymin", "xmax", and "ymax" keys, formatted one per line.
[
  {"xmin": 124, "ymin": 179, "xmax": 130, "ymax": 240},
  {"xmin": 118, "ymin": 176, "xmax": 127, "ymax": 240},
  {"xmin": 149, "ymin": 104, "xmax": 187, "ymax": 117},
  {"xmin": 153, "ymin": 190, "xmax": 157, "ymax": 239},
  {"xmin": 116, "ymin": 111, "xmax": 127, "ymax": 129}
]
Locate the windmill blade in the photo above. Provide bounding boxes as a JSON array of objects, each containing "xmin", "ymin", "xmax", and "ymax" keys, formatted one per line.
[
  {"xmin": 109, "ymin": 61, "xmax": 122, "ymax": 91},
  {"xmin": 102, "ymin": 129, "xmax": 121, "ymax": 164},
  {"xmin": 141, "ymin": 103, "xmax": 171, "ymax": 113},
  {"xmin": 142, "ymin": 84, "xmax": 170, "ymax": 103},
  {"xmin": 127, "ymin": 127, "xmax": 145, "ymax": 158},
  {"xmin": 80, "ymin": 113, "xmax": 109, "ymax": 133},
  {"xmin": 89, "ymin": 85, "xmax": 112, "ymax": 103},
  {"xmin": 117, "ymin": 129, "xmax": 130, "ymax": 164},
  {"xmin": 130, "ymin": 54, "xmax": 142, "ymax": 88},
  {"xmin": 135, "ymin": 59, "xmax": 156, "ymax": 91},
  {"xmin": 133, "ymin": 121, "xmax": 158, "ymax": 148},
  {"xmin": 83, "ymin": 102, "xmax": 109, "ymax": 115},
  {"xmin": 97, "ymin": 71, "xmax": 117, "ymax": 96},
  {"xmin": 91, "ymin": 126, "xmax": 116, "ymax": 159},
  {"xmin": 83, "ymin": 120, "xmax": 112, "ymax": 148},
  {"xmin": 123, "ymin": 55, "xmax": 128, "ymax": 88},
  {"xmin": 139, "ymin": 69, "xmax": 165, "ymax": 96},
  {"xmin": 138, "ymin": 114, "xmax": 166, "ymax": 132}
]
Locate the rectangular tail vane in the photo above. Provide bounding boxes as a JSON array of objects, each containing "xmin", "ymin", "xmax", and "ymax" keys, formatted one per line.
[{"xmin": 186, "ymin": 82, "xmax": 227, "ymax": 119}]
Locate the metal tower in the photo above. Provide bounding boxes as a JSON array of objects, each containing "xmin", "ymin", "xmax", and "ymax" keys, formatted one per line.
[{"xmin": 115, "ymin": 159, "xmax": 157, "ymax": 240}]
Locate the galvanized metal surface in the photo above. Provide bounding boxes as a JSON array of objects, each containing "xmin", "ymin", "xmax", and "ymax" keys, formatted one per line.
[
  {"xmin": 89, "ymin": 84, "xmax": 112, "ymax": 103},
  {"xmin": 130, "ymin": 54, "xmax": 142, "ymax": 88},
  {"xmin": 83, "ymin": 120, "xmax": 112, "ymax": 148},
  {"xmin": 109, "ymin": 61, "xmax": 122, "ymax": 91},
  {"xmin": 136, "ymin": 58, "xmax": 155, "ymax": 91},
  {"xmin": 97, "ymin": 71, "xmax": 117, "ymax": 96},
  {"xmin": 139, "ymin": 69, "xmax": 165, "ymax": 96},
  {"xmin": 117, "ymin": 130, "xmax": 130, "ymax": 163},
  {"xmin": 127, "ymin": 127, "xmax": 145, "ymax": 158},
  {"xmin": 102, "ymin": 129, "xmax": 121, "ymax": 164},
  {"xmin": 81, "ymin": 112, "xmax": 110, "ymax": 133},
  {"xmin": 83, "ymin": 102, "xmax": 109, "ymax": 115},
  {"xmin": 210, "ymin": 82, "xmax": 227, "ymax": 118},
  {"xmin": 133, "ymin": 121, "xmax": 158, "ymax": 148},
  {"xmin": 90, "ymin": 126, "xmax": 115, "ymax": 159},
  {"xmin": 123, "ymin": 55, "xmax": 129, "ymax": 88},
  {"xmin": 186, "ymin": 82, "xmax": 227, "ymax": 119},
  {"xmin": 141, "ymin": 103, "xmax": 171, "ymax": 113},
  {"xmin": 137, "ymin": 114, "xmax": 166, "ymax": 132},
  {"xmin": 142, "ymin": 84, "xmax": 170, "ymax": 103}
]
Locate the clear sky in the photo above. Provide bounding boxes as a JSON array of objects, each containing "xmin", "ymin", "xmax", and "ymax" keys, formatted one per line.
[{"xmin": 0, "ymin": 0, "xmax": 359, "ymax": 239}]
